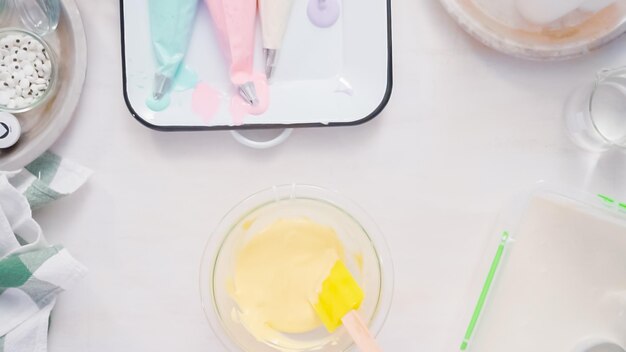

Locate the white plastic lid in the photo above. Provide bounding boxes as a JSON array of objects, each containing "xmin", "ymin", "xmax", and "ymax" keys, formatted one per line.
[{"xmin": 0, "ymin": 112, "xmax": 21, "ymax": 149}]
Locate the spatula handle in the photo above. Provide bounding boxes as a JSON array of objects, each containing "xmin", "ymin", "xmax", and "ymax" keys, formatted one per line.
[{"xmin": 341, "ymin": 310, "xmax": 383, "ymax": 352}]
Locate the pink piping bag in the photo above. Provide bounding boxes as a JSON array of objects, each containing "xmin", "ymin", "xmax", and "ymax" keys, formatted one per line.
[{"xmin": 204, "ymin": 0, "xmax": 259, "ymax": 105}]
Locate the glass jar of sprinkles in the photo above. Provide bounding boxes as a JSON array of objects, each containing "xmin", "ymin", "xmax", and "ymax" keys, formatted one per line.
[{"xmin": 0, "ymin": 28, "xmax": 57, "ymax": 113}]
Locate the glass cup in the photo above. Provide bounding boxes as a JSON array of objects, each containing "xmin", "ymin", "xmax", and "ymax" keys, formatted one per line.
[
  {"xmin": 0, "ymin": 0, "xmax": 12, "ymax": 26},
  {"xmin": 565, "ymin": 66, "xmax": 626, "ymax": 151},
  {"xmin": 14, "ymin": 0, "xmax": 60, "ymax": 36}
]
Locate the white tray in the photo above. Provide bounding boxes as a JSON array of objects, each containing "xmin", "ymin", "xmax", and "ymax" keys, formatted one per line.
[
  {"xmin": 120, "ymin": 0, "xmax": 392, "ymax": 130},
  {"xmin": 0, "ymin": 0, "xmax": 87, "ymax": 170}
]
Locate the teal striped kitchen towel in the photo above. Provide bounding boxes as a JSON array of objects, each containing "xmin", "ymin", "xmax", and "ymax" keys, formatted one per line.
[
  {"xmin": 0, "ymin": 152, "xmax": 90, "ymax": 352},
  {"xmin": 8, "ymin": 152, "xmax": 92, "ymax": 209}
]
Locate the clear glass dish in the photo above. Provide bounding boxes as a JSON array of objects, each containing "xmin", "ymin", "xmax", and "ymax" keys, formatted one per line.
[
  {"xmin": 199, "ymin": 185, "xmax": 394, "ymax": 352},
  {"xmin": 0, "ymin": 28, "xmax": 58, "ymax": 114},
  {"xmin": 439, "ymin": 0, "xmax": 626, "ymax": 60}
]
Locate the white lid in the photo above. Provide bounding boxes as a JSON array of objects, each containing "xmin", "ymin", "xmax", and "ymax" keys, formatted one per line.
[{"xmin": 0, "ymin": 112, "xmax": 21, "ymax": 149}]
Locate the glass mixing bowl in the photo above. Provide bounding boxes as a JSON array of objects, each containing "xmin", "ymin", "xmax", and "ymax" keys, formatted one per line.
[{"xmin": 199, "ymin": 185, "xmax": 394, "ymax": 352}]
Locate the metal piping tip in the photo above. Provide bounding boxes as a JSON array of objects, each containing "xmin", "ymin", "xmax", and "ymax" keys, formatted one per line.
[
  {"xmin": 263, "ymin": 48, "xmax": 279, "ymax": 82},
  {"xmin": 238, "ymin": 81, "xmax": 259, "ymax": 106},
  {"xmin": 152, "ymin": 73, "xmax": 171, "ymax": 101},
  {"xmin": 265, "ymin": 65, "xmax": 275, "ymax": 82}
]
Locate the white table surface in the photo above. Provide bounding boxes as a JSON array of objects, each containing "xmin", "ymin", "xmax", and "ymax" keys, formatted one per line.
[{"xmin": 36, "ymin": 0, "xmax": 626, "ymax": 351}]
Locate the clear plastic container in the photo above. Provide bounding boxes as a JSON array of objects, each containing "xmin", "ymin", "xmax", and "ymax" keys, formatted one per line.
[
  {"xmin": 459, "ymin": 186, "xmax": 626, "ymax": 352},
  {"xmin": 199, "ymin": 185, "xmax": 394, "ymax": 352}
]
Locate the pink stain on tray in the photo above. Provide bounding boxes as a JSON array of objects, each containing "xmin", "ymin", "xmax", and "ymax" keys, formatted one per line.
[
  {"xmin": 192, "ymin": 82, "xmax": 221, "ymax": 124},
  {"xmin": 230, "ymin": 72, "xmax": 270, "ymax": 125}
]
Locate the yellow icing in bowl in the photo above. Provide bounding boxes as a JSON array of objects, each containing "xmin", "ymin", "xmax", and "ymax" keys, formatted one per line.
[
  {"xmin": 200, "ymin": 185, "xmax": 393, "ymax": 352},
  {"xmin": 232, "ymin": 218, "xmax": 345, "ymax": 335}
]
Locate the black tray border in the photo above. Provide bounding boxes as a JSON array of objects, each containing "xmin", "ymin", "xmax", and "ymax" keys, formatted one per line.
[{"xmin": 119, "ymin": 0, "xmax": 393, "ymax": 132}]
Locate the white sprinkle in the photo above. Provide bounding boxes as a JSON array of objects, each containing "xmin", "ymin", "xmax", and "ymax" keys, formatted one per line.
[
  {"xmin": 13, "ymin": 71, "xmax": 24, "ymax": 81},
  {"xmin": 22, "ymin": 64, "xmax": 34, "ymax": 76}
]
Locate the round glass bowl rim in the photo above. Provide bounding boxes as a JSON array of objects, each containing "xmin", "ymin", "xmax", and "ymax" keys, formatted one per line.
[
  {"xmin": 438, "ymin": 0, "xmax": 626, "ymax": 60},
  {"xmin": 199, "ymin": 184, "xmax": 395, "ymax": 352},
  {"xmin": 0, "ymin": 27, "xmax": 57, "ymax": 114}
]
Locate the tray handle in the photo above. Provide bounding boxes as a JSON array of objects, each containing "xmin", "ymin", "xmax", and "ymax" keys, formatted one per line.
[{"xmin": 230, "ymin": 128, "xmax": 293, "ymax": 149}]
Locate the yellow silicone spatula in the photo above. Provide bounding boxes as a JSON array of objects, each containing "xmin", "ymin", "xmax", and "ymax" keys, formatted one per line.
[{"xmin": 311, "ymin": 260, "xmax": 383, "ymax": 352}]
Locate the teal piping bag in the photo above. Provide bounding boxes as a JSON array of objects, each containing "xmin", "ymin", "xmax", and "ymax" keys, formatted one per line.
[{"xmin": 148, "ymin": 0, "xmax": 198, "ymax": 101}]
